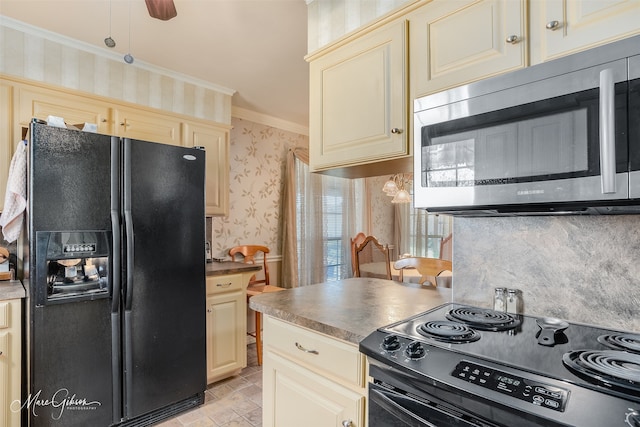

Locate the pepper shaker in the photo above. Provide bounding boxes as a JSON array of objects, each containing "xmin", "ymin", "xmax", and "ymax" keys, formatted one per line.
[{"xmin": 506, "ymin": 289, "xmax": 521, "ymax": 314}]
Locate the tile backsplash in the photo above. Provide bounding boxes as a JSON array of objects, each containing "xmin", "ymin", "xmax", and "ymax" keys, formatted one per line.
[{"xmin": 452, "ymin": 215, "xmax": 640, "ymax": 332}]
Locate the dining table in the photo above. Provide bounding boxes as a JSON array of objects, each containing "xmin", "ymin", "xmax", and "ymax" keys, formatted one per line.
[{"xmin": 358, "ymin": 261, "xmax": 452, "ymax": 286}]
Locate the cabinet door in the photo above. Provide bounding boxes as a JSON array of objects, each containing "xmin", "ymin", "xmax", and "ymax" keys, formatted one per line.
[
  {"xmin": 0, "ymin": 300, "xmax": 21, "ymax": 427},
  {"xmin": 0, "ymin": 82, "xmax": 12, "ymax": 213},
  {"xmin": 263, "ymin": 350, "xmax": 365, "ymax": 427},
  {"xmin": 16, "ymin": 86, "xmax": 111, "ymax": 134},
  {"xmin": 309, "ymin": 20, "xmax": 409, "ymax": 171},
  {"xmin": 114, "ymin": 106, "xmax": 182, "ymax": 146},
  {"xmin": 410, "ymin": 0, "xmax": 526, "ymax": 99},
  {"xmin": 206, "ymin": 290, "xmax": 246, "ymax": 383},
  {"xmin": 530, "ymin": 0, "xmax": 640, "ymax": 64},
  {"xmin": 184, "ymin": 122, "xmax": 230, "ymax": 216}
]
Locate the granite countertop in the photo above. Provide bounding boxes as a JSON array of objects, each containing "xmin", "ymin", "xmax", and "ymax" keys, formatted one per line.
[
  {"xmin": 0, "ymin": 279, "xmax": 26, "ymax": 300},
  {"xmin": 249, "ymin": 277, "xmax": 452, "ymax": 344},
  {"xmin": 206, "ymin": 261, "xmax": 261, "ymax": 276}
]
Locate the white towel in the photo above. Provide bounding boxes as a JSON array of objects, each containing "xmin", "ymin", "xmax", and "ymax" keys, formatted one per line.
[{"xmin": 0, "ymin": 141, "xmax": 27, "ymax": 242}]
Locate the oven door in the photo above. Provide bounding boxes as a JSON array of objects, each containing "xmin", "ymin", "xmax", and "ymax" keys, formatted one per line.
[
  {"xmin": 413, "ymin": 59, "xmax": 629, "ymax": 213},
  {"xmin": 369, "ymin": 381, "xmax": 496, "ymax": 427},
  {"xmin": 368, "ymin": 363, "xmax": 568, "ymax": 427}
]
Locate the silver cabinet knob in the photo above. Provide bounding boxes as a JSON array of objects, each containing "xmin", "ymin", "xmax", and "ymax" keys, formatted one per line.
[
  {"xmin": 390, "ymin": 128, "xmax": 403, "ymax": 134},
  {"xmin": 342, "ymin": 420, "xmax": 353, "ymax": 427},
  {"xmin": 505, "ymin": 35, "xmax": 519, "ymax": 44},
  {"xmin": 546, "ymin": 20, "xmax": 560, "ymax": 30}
]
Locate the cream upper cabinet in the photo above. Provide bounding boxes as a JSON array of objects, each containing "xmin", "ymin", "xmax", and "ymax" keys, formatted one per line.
[
  {"xmin": 114, "ymin": 106, "xmax": 182, "ymax": 146},
  {"xmin": 15, "ymin": 85, "xmax": 111, "ymax": 134},
  {"xmin": 262, "ymin": 316, "xmax": 366, "ymax": 427},
  {"xmin": 183, "ymin": 122, "xmax": 230, "ymax": 216},
  {"xmin": 530, "ymin": 0, "xmax": 640, "ymax": 65},
  {"xmin": 409, "ymin": 0, "xmax": 527, "ymax": 99},
  {"xmin": 0, "ymin": 82, "xmax": 12, "ymax": 213},
  {"xmin": 0, "ymin": 299, "xmax": 22, "ymax": 427},
  {"xmin": 309, "ymin": 20, "xmax": 409, "ymax": 173}
]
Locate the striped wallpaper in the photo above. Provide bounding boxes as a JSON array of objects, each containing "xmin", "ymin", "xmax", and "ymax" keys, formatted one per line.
[
  {"xmin": 0, "ymin": 17, "xmax": 233, "ymax": 125},
  {"xmin": 306, "ymin": 0, "xmax": 413, "ymax": 53}
]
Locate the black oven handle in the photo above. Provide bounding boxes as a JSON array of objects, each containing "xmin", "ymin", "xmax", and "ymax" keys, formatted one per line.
[
  {"xmin": 369, "ymin": 382, "xmax": 493, "ymax": 427},
  {"xmin": 599, "ymin": 67, "xmax": 616, "ymax": 194}
]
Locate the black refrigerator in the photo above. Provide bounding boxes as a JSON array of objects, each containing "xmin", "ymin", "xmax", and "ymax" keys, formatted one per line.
[{"xmin": 24, "ymin": 120, "xmax": 207, "ymax": 426}]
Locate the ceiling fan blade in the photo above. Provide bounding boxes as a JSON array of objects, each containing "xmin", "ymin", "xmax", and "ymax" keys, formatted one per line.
[{"xmin": 145, "ymin": 0, "xmax": 177, "ymax": 21}]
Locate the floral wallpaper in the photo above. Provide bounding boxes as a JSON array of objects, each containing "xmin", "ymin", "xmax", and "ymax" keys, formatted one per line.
[
  {"xmin": 209, "ymin": 118, "xmax": 308, "ymax": 259},
  {"xmin": 368, "ymin": 176, "xmax": 395, "ymax": 246}
]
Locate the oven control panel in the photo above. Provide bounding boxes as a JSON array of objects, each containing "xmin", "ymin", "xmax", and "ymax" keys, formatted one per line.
[{"xmin": 452, "ymin": 360, "xmax": 569, "ymax": 412}]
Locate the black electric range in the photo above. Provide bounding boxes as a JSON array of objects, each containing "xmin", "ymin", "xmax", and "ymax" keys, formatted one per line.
[{"xmin": 359, "ymin": 303, "xmax": 640, "ymax": 427}]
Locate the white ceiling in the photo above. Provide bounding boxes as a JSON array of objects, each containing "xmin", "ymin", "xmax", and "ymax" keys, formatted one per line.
[{"xmin": 0, "ymin": 0, "xmax": 310, "ymax": 129}]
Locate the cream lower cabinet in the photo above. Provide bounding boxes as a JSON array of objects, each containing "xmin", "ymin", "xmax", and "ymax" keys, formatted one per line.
[
  {"xmin": 206, "ymin": 274, "xmax": 247, "ymax": 384},
  {"xmin": 409, "ymin": 0, "xmax": 527, "ymax": 99},
  {"xmin": 530, "ymin": 0, "xmax": 640, "ymax": 65},
  {"xmin": 263, "ymin": 316, "xmax": 366, "ymax": 427},
  {"xmin": 0, "ymin": 299, "xmax": 22, "ymax": 427},
  {"xmin": 183, "ymin": 122, "xmax": 230, "ymax": 216},
  {"xmin": 309, "ymin": 20, "xmax": 409, "ymax": 174}
]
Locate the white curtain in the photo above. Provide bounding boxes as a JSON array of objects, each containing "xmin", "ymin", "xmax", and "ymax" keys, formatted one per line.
[{"xmin": 294, "ymin": 158, "xmax": 365, "ymax": 286}]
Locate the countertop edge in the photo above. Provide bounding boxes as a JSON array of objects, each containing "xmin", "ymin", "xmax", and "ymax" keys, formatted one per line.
[
  {"xmin": 250, "ymin": 278, "xmax": 453, "ymax": 345},
  {"xmin": 0, "ymin": 280, "xmax": 26, "ymax": 300},
  {"xmin": 206, "ymin": 261, "xmax": 261, "ymax": 276}
]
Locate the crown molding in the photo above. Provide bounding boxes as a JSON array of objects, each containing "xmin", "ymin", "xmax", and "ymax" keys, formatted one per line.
[
  {"xmin": 232, "ymin": 106, "xmax": 309, "ymax": 136},
  {"xmin": 0, "ymin": 15, "xmax": 236, "ymax": 96}
]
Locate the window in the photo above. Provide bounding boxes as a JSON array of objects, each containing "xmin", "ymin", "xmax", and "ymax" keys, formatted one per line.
[{"xmin": 397, "ymin": 181, "xmax": 453, "ymax": 258}]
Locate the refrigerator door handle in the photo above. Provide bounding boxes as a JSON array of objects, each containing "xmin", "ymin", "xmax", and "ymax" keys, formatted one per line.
[
  {"xmin": 123, "ymin": 138, "xmax": 134, "ymax": 312},
  {"xmin": 110, "ymin": 136, "xmax": 123, "ymax": 424},
  {"xmin": 111, "ymin": 136, "xmax": 121, "ymax": 314}
]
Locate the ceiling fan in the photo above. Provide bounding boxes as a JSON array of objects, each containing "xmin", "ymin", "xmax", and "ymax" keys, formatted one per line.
[{"xmin": 145, "ymin": 0, "xmax": 177, "ymax": 21}]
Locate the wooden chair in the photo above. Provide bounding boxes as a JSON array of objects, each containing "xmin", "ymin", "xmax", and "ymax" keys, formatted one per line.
[
  {"xmin": 353, "ymin": 235, "xmax": 392, "ymax": 280},
  {"xmin": 350, "ymin": 232, "xmax": 367, "ymax": 276},
  {"xmin": 229, "ymin": 245, "xmax": 283, "ymax": 366},
  {"xmin": 393, "ymin": 256, "xmax": 453, "ymax": 287},
  {"xmin": 440, "ymin": 233, "xmax": 453, "ymax": 261}
]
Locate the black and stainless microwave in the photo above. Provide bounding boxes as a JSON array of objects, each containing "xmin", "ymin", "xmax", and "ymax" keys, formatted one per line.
[{"xmin": 413, "ymin": 34, "xmax": 640, "ymax": 215}]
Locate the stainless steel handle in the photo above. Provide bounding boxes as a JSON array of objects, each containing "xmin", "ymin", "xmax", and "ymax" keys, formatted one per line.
[
  {"xmin": 342, "ymin": 420, "xmax": 353, "ymax": 427},
  {"xmin": 216, "ymin": 282, "xmax": 232, "ymax": 288},
  {"xmin": 505, "ymin": 35, "xmax": 519, "ymax": 44},
  {"xmin": 390, "ymin": 128, "xmax": 403, "ymax": 134},
  {"xmin": 599, "ymin": 68, "xmax": 616, "ymax": 194},
  {"xmin": 295, "ymin": 342, "xmax": 319, "ymax": 355},
  {"xmin": 546, "ymin": 20, "xmax": 560, "ymax": 30}
]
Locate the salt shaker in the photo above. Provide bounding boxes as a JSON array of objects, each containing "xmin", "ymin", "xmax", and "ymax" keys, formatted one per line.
[
  {"xmin": 493, "ymin": 287, "xmax": 506, "ymax": 312},
  {"xmin": 506, "ymin": 289, "xmax": 520, "ymax": 314}
]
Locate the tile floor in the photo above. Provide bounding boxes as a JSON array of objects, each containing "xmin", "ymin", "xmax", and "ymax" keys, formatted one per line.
[{"xmin": 157, "ymin": 340, "xmax": 263, "ymax": 427}]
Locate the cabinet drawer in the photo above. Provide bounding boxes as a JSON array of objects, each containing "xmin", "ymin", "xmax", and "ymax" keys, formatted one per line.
[
  {"xmin": 264, "ymin": 316, "xmax": 365, "ymax": 388},
  {"xmin": 0, "ymin": 302, "xmax": 9, "ymax": 329},
  {"xmin": 206, "ymin": 274, "xmax": 244, "ymax": 295}
]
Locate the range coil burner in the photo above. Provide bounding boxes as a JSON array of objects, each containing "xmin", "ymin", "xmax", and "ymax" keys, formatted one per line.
[
  {"xmin": 417, "ymin": 320, "xmax": 481, "ymax": 343},
  {"xmin": 445, "ymin": 306, "xmax": 521, "ymax": 331},
  {"xmin": 598, "ymin": 333, "xmax": 640, "ymax": 354},
  {"xmin": 563, "ymin": 331, "xmax": 640, "ymax": 396}
]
